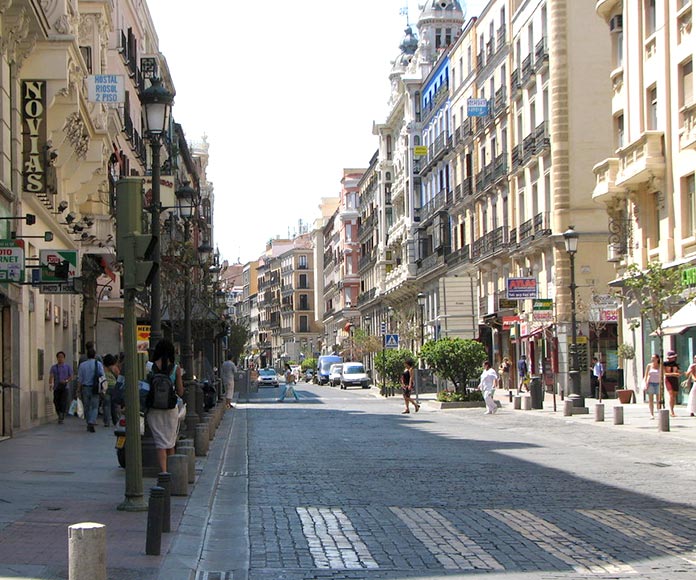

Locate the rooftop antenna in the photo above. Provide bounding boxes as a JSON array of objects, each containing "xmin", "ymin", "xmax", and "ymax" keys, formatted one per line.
[{"xmin": 399, "ymin": 3, "xmax": 409, "ymax": 26}]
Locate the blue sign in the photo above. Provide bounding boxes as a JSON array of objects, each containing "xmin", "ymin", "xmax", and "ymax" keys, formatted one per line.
[
  {"xmin": 467, "ymin": 98, "xmax": 489, "ymax": 117},
  {"xmin": 385, "ymin": 334, "xmax": 399, "ymax": 349},
  {"xmin": 380, "ymin": 322, "xmax": 387, "ymax": 335}
]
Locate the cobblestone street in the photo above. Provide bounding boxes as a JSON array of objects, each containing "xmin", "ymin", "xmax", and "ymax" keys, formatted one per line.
[{"xmin": 193, "ymin": 384, "xmax": 696, "ymax": 580}]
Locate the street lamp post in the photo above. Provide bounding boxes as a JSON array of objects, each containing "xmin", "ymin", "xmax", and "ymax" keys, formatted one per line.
[
  {"xmin": 175, "ymin": 183, "xmax": 197, "ymax": 379},
  {"xmin": 563, "ymin": 226, "xmax": 583, "ymax": 406},
  {"xmin": 141, "ymin": 78, "xmax": 173, "ymax": 355},
  {"xmin": 416, "ymin": 292, "xmax": 426, "ymax": 405}
]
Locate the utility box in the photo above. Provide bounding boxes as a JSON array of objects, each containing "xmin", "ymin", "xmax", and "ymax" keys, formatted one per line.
[{"xmin": 530, "ymin": 376, "xmax": 544, "ymax": 409}]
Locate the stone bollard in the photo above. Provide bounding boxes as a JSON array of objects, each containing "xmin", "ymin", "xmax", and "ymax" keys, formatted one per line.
[
  {"xmin": 657, "ymin": 408, "xmax": 670, "ymax": 432},
  {"xmin": 157, "ymin": 472, "xmax": 171, "ymax": 533},
  {"xmin": 513, "ymin": 395, "xmax": 522, "ymax": 410},
  {"xmin": 521, "ymin": 395, "xmax": 531, "ymax": 410},
  {"xmin": 68, "ymin": 522, "xmax": 106, "ymax": 580},
  {"xmin": 613, "ymin": 405, "xmax": 624, "ymax": 425},
  {"xmin": 564, "ymin": 399, "xmax": 574, "ymax": 417},
  {"xmin": 195, "ymin": 423, "xmax": 209, "ymax": 456},
  {"xmin": 168, "ymin": 454, "xmax": 189, "ymax": 496},
  {"xmin": 203, "ymin": 416, "xmax": 214, "ymax": 441},
  {"xmin": 145, "ymin": 486, "xmax": 164, "ymax": 556},
  {"xmin": 595, "ymin": 403, "xmax": 605, "ymax": 422},
  {"xmin": 177, "ymin": 443, "xmax": 196, "ymax": 484}
]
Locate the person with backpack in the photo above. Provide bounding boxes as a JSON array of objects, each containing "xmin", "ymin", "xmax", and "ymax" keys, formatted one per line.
[
  {"xmin": 76, "ymin": 347, "xmax": 105, "ymax": 432},
  {"xmin": 146, "ymin": 339, "xmax": 184, "ymax": 473}
]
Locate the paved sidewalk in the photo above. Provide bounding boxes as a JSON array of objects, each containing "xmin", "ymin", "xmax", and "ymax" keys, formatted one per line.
[{"xmin": 0, "ymin": 407, "xmax": 235, "ymax": 580}]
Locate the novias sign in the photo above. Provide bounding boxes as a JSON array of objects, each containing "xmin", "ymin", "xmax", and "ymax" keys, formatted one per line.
[{"xmin": 22, "ymin": 80, "xmax": 47, "ymax": 194}]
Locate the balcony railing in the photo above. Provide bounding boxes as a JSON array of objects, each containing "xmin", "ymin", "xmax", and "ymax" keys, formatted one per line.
[
  {"xmin": 493, "ymin": 153, "xmax": 508, "ymax": 180},
  {"xmin": 616, "ymin": 131, "xmax": 665, "ymax": 188},
  {"xmin": 511, "ymin": 144, "xmax": 522, "ymax": 170},
  {"xmin": 522, "ymin": 133, "xmax": 536, "ymax": 163},
  {"xmin": 472, "ymin": 227, "xmax": 508, "ymax": 260},
  {"xmin": 494, "ymin": 87, "xmax": 507, "ymax": 115},
  {"xmin": 445, "ymin": 243, "xmax": 471, "ymax": 266},
  {"xmin": 497, "ymin": 26, "xmax": 506, "ymax": 51},
  {"xmin": 534, "ymin": 121, "xmax": 550, "ymax": 153},
  {"xmin": 521, "ymin": 55, "xmax": 534, "ymax": 85},
  {"xmin": 421, "ymin": 189, "xmax": 447, "ymax": 222},
  {"xmin": 535, "ymin": 37, "xmax": 549, "ymax": 70},
  {"xmin": 516, "ymin": 212, "xmax": 551, "ymax": 245},
  {"xmin": 511, "ymin": 69, "xmax": 521, "ymax": 98},
  {"xmin": 416, "ymin": 252, "xmax": 443, "ymax": 275}
]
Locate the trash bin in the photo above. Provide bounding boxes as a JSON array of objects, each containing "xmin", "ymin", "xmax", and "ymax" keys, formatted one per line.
[{"xmin": 529, "ymin": 375, "xmax": 543, "ymax": 409}]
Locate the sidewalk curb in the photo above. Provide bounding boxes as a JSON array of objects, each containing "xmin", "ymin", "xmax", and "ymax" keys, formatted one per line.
[{"xmin": 156, "ymin": 408, "xmax": 237, "ymax": 580}]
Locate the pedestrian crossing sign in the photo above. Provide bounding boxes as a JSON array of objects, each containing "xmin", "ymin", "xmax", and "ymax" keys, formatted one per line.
[{"xmin": 385, "ymin": 334, "xmax": 399, "ymax": 349}]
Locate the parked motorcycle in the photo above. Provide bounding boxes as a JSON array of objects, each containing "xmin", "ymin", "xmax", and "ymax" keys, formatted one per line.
[{"xmin": 114, "ymin": 411, "xmax": 146, "ymax": 468}]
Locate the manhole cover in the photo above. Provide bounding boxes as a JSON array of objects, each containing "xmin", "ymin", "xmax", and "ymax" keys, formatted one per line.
[{"xmin": 196, "ymin": 573, "xmax": 233, "ymax": 580}]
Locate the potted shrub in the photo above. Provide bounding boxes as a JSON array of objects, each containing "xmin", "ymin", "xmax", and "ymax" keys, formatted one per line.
[{"xmin": 615, "ymin": 343, "xmax": 636, "ymax": 403}]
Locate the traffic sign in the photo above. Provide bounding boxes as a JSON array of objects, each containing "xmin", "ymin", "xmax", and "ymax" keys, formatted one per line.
[{"xmin": 385, "ymin": 334, "xmax": 399, "ymax": 349}]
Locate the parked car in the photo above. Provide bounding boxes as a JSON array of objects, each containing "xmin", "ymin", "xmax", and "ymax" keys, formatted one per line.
[
  {"xmin": 328, "ymin": 363, "xmax": 343, "ymax": 387},
  {"xmin": 317, "ymin": 355, "xmax": 343, "ymax": 384},
  {"xmin": 304, "ymin": 369, "xmax": 315, "ymax": 382},
  {"xmin": 257, "ymin": 368, "xmax": 279, "ymax": 387},
  {"xmin": 340, "ymin": 362, "xmax": 371, "ymax": 389}
]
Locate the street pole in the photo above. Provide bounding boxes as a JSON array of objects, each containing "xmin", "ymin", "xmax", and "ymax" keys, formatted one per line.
[
  {"xmin": 563, "ymin": 226, "xmax": 584, "ymax": 407},
  {"xmin": 416, "ymin": 292, "xmax": 426, "ymax": 405},
  {"xmin": 182, "ymin": 220, "xmax": 193, "ymax": 378},
  {"xmin": 148, "ymin": 140, "xmax": 161, "ymax": 355}
]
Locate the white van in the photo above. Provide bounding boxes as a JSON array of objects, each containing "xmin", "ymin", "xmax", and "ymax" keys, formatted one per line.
[{"xmin": 340, "ymin": 362, "xmax": 370, "ymax": 389}]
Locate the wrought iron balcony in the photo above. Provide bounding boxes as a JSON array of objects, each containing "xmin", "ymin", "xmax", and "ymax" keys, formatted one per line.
[
  {"xmin": 497, "ymin": 26, "xmax": 506, "ymax": 52},
  {"xmin": 445, "ymin": 243, "xmax": 471, "ymax": 266},
  {"xmin": 494, "ymin": 87, "xmax": 507, "ymax": 115},
  {"xmin": 521, "ymin": 55, "xmax": 534, "ymax": 86},
  {"xmin": 511, "ymin": 69, "xmax": 522, "ymax": 98},
  {"xmin": 522, "ymin": 133, "xmax": 536, "ymax": 163},
  {"xmin": 534, "ymin": 121, "xmax": 550, "ymax": 152},
  {"xmin": 511, "ymin": 144, "xmax": 522, "ymax": 171},
  {"xmin": 535, "ymin": 37, "xmax": 549, "ymax": 71}
]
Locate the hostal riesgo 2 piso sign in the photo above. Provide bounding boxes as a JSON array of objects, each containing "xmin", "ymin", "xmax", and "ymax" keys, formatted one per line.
[{"xmin": 22, "ymin": 80, "xmax": 47, "ymax": 194}]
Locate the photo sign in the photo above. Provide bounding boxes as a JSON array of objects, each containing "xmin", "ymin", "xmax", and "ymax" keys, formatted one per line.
[
  {"xmin": 506, "ymin": 277, "xmax": 538, "ymax": 300},
  {"xmin": 0, "ymin": 240, "xmax": 24, "ymax": 282},
  {"xmin": 39, "ymin": 250, "xmax": 80, "ymax": 282}
]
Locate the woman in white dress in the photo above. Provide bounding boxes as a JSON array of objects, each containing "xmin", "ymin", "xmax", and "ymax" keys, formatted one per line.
[{"xmin": 685, "ymin": 355, "xmax": 696, "ymax": 417}]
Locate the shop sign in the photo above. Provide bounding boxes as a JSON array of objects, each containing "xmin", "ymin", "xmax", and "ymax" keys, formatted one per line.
[
  {"xmin": 683, "ymin": 266, "xmax": 696, "ymax": 288},
  {"xmin": 507, "ymin": 277, "xmax": 538, "ymax": 300},
  {"xmin": 137, "ymin": 325, "xmax": 150, "ymax": 352},
  {"xmin": 0, "ymin": 239, "xmax": 24, "ymax": 282},
  {"xmin": 22, "ymin": 80, "xmax": 47, "ymax": 194},
  {"xmin": 502, "ymin": 315, "xmax": 520, "ymax": 330},
  {"xmin": 414, "ymin": 145, "xmax": 428, "ymax": 157},
  {"xmin": 532, "ymin": 299, "xmax": 553, "ymax": 321},
  {"xmin": 467, "ymin": 98, "xmax": 489, "ymax": 117},
  {"xmin": 144, "ymin": 175, "xmax": 175, "ymax": 208},
  {"xmin": 86, "ymin": 75, "xmax": 125, "ymax": 104},
  {"xmin": 39, "ymin": 250, "xmax": 80, "ymax": 282},
  {"xmin": 498, "ymin": 297, "xmax": 517, "ymax": 310}
]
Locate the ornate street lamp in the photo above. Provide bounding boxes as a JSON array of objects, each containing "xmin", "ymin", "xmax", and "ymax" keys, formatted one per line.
[
  {"xmin": 175, "ymin": 182, "xmax": 197, "ymax": 381},
  {"xmin": 563, "ymin": 226, "xmax": 583, "ymax": 405},
  {"xmin": 141, "ymin": 78, "xmax": 173, "ymax": 354}
]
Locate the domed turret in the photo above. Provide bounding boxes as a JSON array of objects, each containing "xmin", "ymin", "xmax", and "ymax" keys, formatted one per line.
[{"xmin": 416, "ymin": 0, "xmax": 466, "ymax": 61}]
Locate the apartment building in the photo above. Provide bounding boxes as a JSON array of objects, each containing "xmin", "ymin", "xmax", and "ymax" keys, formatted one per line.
[{"xmin": 593, "ymin": 0, "xmax": 696, "ymax": 388}]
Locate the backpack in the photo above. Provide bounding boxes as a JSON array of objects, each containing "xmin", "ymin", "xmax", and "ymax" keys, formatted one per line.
[{"xmin": 146, "ymin": 364, "xmax": 177, "ymax": 410}]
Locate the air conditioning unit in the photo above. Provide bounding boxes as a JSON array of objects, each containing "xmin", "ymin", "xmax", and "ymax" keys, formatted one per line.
[{"xmin": 609, "ymin": 15, "xmax": 623, "ymax": 33}]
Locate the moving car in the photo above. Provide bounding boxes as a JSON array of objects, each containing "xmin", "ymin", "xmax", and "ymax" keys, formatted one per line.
[
  {"xmin": 328, "ymin": 363, "xmax": 343, "ymax": 387},
  {"xmin": 257, "ymin": 368, "xmax": 279, "ymax": 387},
  {"xmin": 340, "ymin": 362, "xmax": 371, "ymax": 389}
]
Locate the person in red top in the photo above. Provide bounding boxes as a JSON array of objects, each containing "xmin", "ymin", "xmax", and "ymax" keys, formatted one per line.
[
  {"xmin": 400, "ymin": 359, "xmax": 420, "ymax": 414},
  {"xmin": 663, "ymin": 350, "xmax": 681, "ymax": 417}
]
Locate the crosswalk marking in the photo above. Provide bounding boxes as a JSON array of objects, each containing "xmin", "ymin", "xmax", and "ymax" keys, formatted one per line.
[
  {"xmin": 391, "ymin": 507, "xmax": 504, "ymax": 571},
  {"xmin": 486, "ymin": 509, "xmax": 637, "ymax": 575},
  {"xmin": 582, "ymin": 509, "xmax": 696, "ymax": 566},
  {"xmin": 296, "ymin": 507, "xmax": 378, "ymax": 570}
]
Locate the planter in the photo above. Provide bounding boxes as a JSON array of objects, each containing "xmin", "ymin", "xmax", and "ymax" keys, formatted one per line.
[
  {"xmin": 616, "ymin": 389, "xmax": 635, "ymax": 404},
  {"xmin": 431, "ymin": 401, "xmax": 487, "ymax": 409}
]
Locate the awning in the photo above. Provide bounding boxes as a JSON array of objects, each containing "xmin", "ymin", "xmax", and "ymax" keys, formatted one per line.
[{"xmin": 657, "ymin": 300, "xmax": 696, "ymax": 336}]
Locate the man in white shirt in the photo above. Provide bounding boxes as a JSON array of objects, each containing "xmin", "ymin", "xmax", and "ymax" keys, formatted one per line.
[
  {"xmin": 221, "ymin": 354, "xmax": 237, "ymax": 409},
  {"xmin": 479, "ymin": 360, "xmax": 499, "ymax": 415}
]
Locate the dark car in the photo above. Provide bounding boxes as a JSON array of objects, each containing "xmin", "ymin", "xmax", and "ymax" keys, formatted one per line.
[{"xmin": 257, "ymin": 368, "xmax": 279, "ymax": 387}]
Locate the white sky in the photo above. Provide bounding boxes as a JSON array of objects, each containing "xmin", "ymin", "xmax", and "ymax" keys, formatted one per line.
[{"xmin": 146, "ymin": 0, "xmax": 487, "ymax": 265}]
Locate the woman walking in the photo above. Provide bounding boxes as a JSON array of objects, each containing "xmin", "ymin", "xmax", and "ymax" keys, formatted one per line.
[
  {"xmin": 663, "ymin": 350, "xmax": 680, "ymax": 417},
  {"xmin": 685, "ymin": 355, "xmax": 696, "ymax": 417},
  {"xmin": 643, "ymin": 354, "xmax": 662, "ymax": 419},
  {"xmin": 146, "ymin": 339, "xmax": 184, "ymax": 473},
  {"xmin": 400, "ymin": 359, "xmax": 420, "ymax": 414}
]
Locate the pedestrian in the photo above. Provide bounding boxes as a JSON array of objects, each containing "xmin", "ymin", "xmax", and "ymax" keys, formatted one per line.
[
  {"xmin": 479, "ymin": 360, "xmax": 499, "ymax": 415},
  {"xmin": 102, "ymin": 354, "xmax": 120, "ymax": 427},
  {"xmin": 76, "ymin": 347, "xmax": 105, "ymax": 432},
  {"xmin": 685, "ymin": 355, "xmax": 696, "ymax": 417},
  {"xmin": 400, "ymin": 358, "xmax": 420, "ymax": 414},
  {"xmin": 643, "ymin": 353, "xmax": 662, "ymax": 419},
  {"xmin": 49, "ymin": 351, "xmax": 73, "ymax": 424},
  {"xmin": 663, "ymin": 350, "xmax": 680, "ymax": 417},
  {"xmin": 499, "ymin": 357, "xmax": 511, "ymax": 393},
  {"xmin": 517, "ymin": 354, "xmax": 528, "ymax": 393},
  {"xmin": 146, "ymin": 339, "xmax": 184, "ymax": 473},
  {"xmin": 591, "ymin": 356, "xmax": 608, "ymax": 400},
  {"xmin": 278, "ymin": 363, "xmax": 299, "ymax": 402},
  {"xmin": 221, "ymin": 353, "xmax": 237, "ymax": 409}
]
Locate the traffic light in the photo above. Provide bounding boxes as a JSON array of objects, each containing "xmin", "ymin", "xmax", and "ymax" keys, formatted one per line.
[
  {"xmin": 116, "ymin": 178, "xmax": 158, "ymax": 291},
  {"xmin": 122, "ymin": 233, "xmax": 158, "ymax": 290},
  {"xmin": 55, "ymin": 259, "xmax": 70, "ymax": 280}
]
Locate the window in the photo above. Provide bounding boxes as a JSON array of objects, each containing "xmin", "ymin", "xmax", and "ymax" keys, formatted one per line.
[
  {"xmin": 680, "ymin": 59, "xmax": 693, "ymax": 109},
  {"xmin": 645, "ymin": 0, "xmax": 656, "ymax": 37},
  {"xmin": 299, "ymin": 274, "xmax": 308, "ymax": 289},
  {"xmin": 647, "ymin": 86, "xmax": 658, "ymax": 130},
  {"xmin": 299, "ymin": 315, "xmax": 309, "ymax": 333},
  {"xmin": 79, "ymin": 46, "xmax": 93, "ymax": 74},
  {"xmin": 615, "ymin": 31, "xmax": 624, "ymax": 67},
  {"xmin": 299, "ymin": 294, "xmax": 309, "ymax": 310},
  {"xmin": 686, "ymin": 173, "xmax": 696, "ymax": 236},
  {"xmin": 616, "ymin": 113, "xmax": 625, "ymax": 149},
  {"xmin": 298, "ymin": 255, "xmax": 307, "ymax": 269}
]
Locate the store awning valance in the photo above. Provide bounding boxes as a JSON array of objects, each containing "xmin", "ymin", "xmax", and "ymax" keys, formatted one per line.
[{"xmin": 657, "ymin": 300, "xmax": 696, "ymax": 336}]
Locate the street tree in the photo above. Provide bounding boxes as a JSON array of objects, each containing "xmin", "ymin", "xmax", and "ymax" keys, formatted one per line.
[
  {"xmin": 227, "ymin": 321, "xmax": 250, "ymax": 364},
  {"xmin": 375, "ymin": 348, "xmax": 414, "ymax": 388},
  {"xmin": 623, "ymin": 260, "xmax": 686, "ymax": 352},
  {"xmin": 420, "ymin": 337, "xmax": 487, "ymax": 392}
]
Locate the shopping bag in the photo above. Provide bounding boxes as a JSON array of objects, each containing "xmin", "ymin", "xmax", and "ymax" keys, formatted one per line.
[
  {"xmin": 75, "ymin": 398, "xmax": 84, "ymax": 419},
  {"xmin": 68, "ymin": 399, "xmax": 78, "ymax": 416}
]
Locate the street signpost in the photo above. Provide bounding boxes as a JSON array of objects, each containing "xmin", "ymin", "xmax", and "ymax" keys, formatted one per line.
[{"xmin": 385, "ymin": 334, "xmax": 399, "ymax": 349}]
